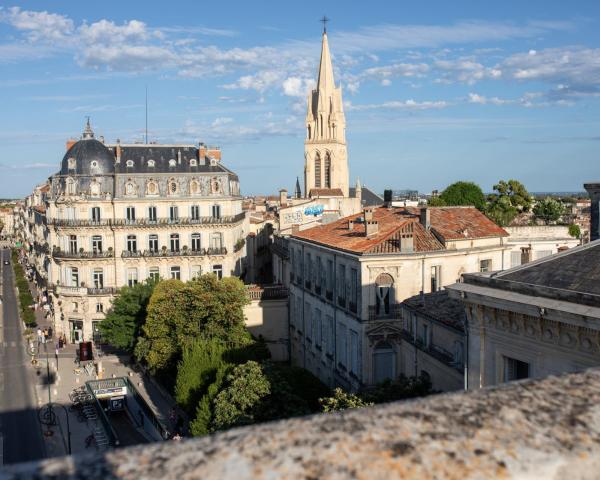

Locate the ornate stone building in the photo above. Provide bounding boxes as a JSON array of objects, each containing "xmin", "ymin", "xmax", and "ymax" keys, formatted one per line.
[{"xmin": 44, "ymin": 121, "xmax": 247, "ymax": 342}]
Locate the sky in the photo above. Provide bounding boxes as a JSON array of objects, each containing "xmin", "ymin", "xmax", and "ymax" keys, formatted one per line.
[{"xmin": 1, "ymin": 1, "xmax": 600, "ymax": 197}]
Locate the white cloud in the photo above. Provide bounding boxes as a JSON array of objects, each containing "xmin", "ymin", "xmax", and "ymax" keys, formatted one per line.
[
  {"xmin": 282, "ymin": 77, "xmax": 314, "ymax": 97},
  {"xmin": 0, "ymin": 6, "xmax": 74, "ymax": 42},
  {"xmin": 346, "ymin": 99, "xmax": 450, "ymax": 111},
  {"xmin": 434, "ymin": 57, "xmax": 501, "ymax": 84},
  {"xmin": 467, "ymin": 93, "xmax": 510, "ymax": 105}
]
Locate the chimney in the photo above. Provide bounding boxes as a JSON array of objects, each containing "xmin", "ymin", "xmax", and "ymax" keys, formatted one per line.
[
  {"xmin": 198, "ymin": 143, "xmax": 207, "ymax": 163},
  {"xmin": 584, "ymin": 182, "xmax": 600, "ymax": 241},
  {"xmin": 364, "ymin": 207, "xmax": 374, "ymax": 221},
  {"xmin": 207, "ymin": 146, "xmax": 221, "ymax": 161},
  {"xmin": 279, "ymin": 189, "xmax": 288, "ymax": 207},
  {"xmin": 292, "ymin": 224, "xmax": 300, "ymax": 235},
  {"xmin": 400, "ymin": 223, "xmax": 414, "ymax": 252},
  {"xmin": 365, "ymin": 220, "xmax": 379, "ymax": 237},
  {"xmin": 115, "ymin": 140, "xmax": 121, "ymax": 163},
  {"xmin": 384, "ymin": 189, "xmax": 393, "ymax": 207},
  {"xmin": 420, "ymin": 207, "xmax": 431, "ymax": 230},
  {"xmin": 66, "ymin": 138, "xmax": 77, "ymax": 151},
  {"xmin": 348, "ymin": 219, "xmax": 354, "ymax": 230},
  {"xmin": 521, "ymin": 246, "xmax": 533, "ymax": 264}
]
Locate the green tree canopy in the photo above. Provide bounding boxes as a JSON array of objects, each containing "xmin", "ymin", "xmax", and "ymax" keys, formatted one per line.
[
  {"xmin": 486, "ymin": 179, "xmax": 532, "ymax": 227},
  {"xmin": 136, "ymin": 275, "xmax": 250, "ymax": 374},
  {"xmin": 436, "ymin": 181, "xmax": 486, "ymax": 210},
  {"xmin": 319, "ymin": 388, "xmax": 373, "ymax": 413},
  {"xmin": 533, "ymin": 197, "xmax": 566, "ymax": 225},
  {"xmin": 568, "ymin": 224, "xmax": 581, "ymax": 239},
  {"xmin": 99, "ymin": 280, "xmax": 156, "ymax": 352}
]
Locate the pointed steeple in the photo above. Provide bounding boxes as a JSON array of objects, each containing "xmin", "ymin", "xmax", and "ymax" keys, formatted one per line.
[
  {"xmin": 82, "ymin": 117, "xmax": 94, "ymax": 140},
  {"xmin": 316, "ymin": 32, "xmax": 336, "ymax": 98},
  {"xmin": 295, "ymin": 177, "xmax": 302, "ymax": 199}
]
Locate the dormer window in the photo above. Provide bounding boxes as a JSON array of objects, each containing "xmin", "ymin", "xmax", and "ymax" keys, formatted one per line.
[
  {"xmin": 148, "ymin": 159, "xmax": 155, "ymax": 168},
  {"xmin": 190, "ymin": 159, "xmax": 197, "ymax": 167},
  {"xmin": 210, "ymin": 157, "xmax": 217, "ymax": 166},
  {"xmin": 126, "ymin": 160, "xmax": 134, "ymax": 168},
  {"xmin": 169, "ymin": 159, "xmax": 176, "ymax": 167},
  {"xmin": 90, "ymin": 160, "xmax": 98, "ymax": 169}
]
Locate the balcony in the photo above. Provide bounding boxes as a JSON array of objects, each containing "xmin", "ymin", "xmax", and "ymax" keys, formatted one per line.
[
  {"xmin": 49, "ymin": 219, "xmax": 111, "ymax": 227},
  {"xmin": 87, "ymin": 287, "xmax": 119, "ymax": 296},
  {"xmin": 49, "ymin": 213, "xmax": 246, "ymax": 228},
  {"xmin": 246, "ymin": 285, "xmax": 288, "ymax": 301},
  {"xmin": 122, "ymin": 247, "xmax": 227, "ymax": 259},
  {"xmin": 368, "ymin": 304, "xmax": 402, "ymax": 321},
  {"xmin": 53, "ymin": 250, "xmax": 114, "ymax": 259}
]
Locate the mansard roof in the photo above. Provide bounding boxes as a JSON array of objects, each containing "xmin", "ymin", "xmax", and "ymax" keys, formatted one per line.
[
  {"xmin": 403, "ymin": 291, "xmax": 466, "ymax": 332},
  {"xmin": 60, "ymin": 138, "xmax": 115, "ymax": 176},
  {"xmin": 291, "ymin": 206, "xmax": 507, "ymax": 255},
  {"xmin": 349, "ymin": 186, "xmax": 383, "ymax": 207}
]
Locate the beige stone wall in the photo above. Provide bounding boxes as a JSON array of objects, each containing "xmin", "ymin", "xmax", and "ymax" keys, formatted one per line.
[{"xmin": 244, "ymin": 298, "xmax": 288, "ymax": 362}]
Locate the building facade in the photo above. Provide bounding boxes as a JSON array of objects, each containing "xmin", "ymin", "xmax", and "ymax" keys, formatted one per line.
[
  {"xmin": 30, "ymin": 121, "xmax": 247, "ymax": 342},
  {"xmin": 287, "ymin": 205, "xmax": 509, "ymax": 390},
  {"xmin": 504, "ymin": 225, "xmax": 580, "ymax": 267}
]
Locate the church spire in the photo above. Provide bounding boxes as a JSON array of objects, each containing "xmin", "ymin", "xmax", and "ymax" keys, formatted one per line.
[
  {"xmin": 82, "ymin": 116, "xmax": 94, "ymax": 140},
  {"xmin": 295, "ymin": 176, "xmax": 302, "ymax": 199},
  {"xmin": 316, "ymin": 30, "xmax": 336, "ymax": 99}
]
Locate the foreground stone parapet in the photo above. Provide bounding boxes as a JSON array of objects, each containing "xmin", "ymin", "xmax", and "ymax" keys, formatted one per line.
[{"xmin": 4, "ymin": 369, "xmax": 600, "ymax": 479}]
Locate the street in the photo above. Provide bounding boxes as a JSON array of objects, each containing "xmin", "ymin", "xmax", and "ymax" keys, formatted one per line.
[{"xmin": 0, "ymin": 248, "xmax": 45, "ymax": 464}]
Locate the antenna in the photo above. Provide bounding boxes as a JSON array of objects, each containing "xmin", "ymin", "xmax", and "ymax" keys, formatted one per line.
[{"xmin": 145, "ymin": 85, "xmax": 148, "ymax": 144}]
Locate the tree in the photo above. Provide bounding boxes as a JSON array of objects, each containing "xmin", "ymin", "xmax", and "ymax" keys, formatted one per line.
[
  {"xmin": 136, "ymin": 274, "xmax": 251, "ymax": 374},
  {"xmin": 568, "ymin": 224, "xmax": 581, "ymax": 239},
  {"xmin": 437, "ymin": 181, "xmax": 486, "ymax": 210},
  {"xmin": 362, "ymin": 373, "xmax": 433, "ymax": 404},
  {"xmin": 99, "ymin": 280, "xmax": 156, "ymax": 352},
  {"xmin": 212, "ymin": 361, "xmax": 271, "ymax": 431},
  {"xmin": 486, "ymin": 179, "xmax": 532, "ymax": 227},
  {"xmin": 190, "ymin": 363, "xmax": 230, "ymax": 436},
  {"xmin": 533, "ymin": 197, "xmax": 565, "ymax": 225},
  {"xmin": 319, "ymin": 388, "xmax": 373, "ymax": 413}
]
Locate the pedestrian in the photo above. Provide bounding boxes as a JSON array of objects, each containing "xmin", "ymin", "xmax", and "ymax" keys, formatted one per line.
[
  {"xmin": 42, "ymin": 328, "xmax": 48, "ymax": 344},
  {"xmin": 37, "ymin": 327, "xmax": 43, "ymax": 345},
  {"xmin": 55, "ymin": 343, "xmax": 59, "ymax": 369},
  {"xmin": 48, "ymin": 326, "xmax": 53, "ymax": 339}
]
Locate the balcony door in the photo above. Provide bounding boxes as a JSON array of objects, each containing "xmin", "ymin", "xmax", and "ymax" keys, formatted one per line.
[{"xmin": 375, "ymin": 273, "xmax": 394, "ymax": 315}]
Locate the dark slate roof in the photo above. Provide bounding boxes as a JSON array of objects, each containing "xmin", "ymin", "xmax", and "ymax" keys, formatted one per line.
[
  {"xmin": 462, "ymin": 240, "xmax": 600, "ymax": 307},
  {"xmin": 402, "ymin": 290, "xmax": 465, "ymax": 331},
  {"xmin": 114, "ymin": 145, "xmax": 232, "ymax": 176},
  {"xmin": 61, "ymin": 139, "xmax": 114, "ymax": 175},
  {"xmin": 350, "ymin": 186, "xmax": 383, "ymax": 207}
]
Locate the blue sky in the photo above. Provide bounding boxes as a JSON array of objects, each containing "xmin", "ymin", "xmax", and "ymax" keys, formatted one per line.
[{"xmin": 2, "ymin": 1, "xmax": 600, "ymax": 197}]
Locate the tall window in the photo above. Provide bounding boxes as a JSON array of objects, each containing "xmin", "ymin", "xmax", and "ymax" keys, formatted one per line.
[
  {"xmin": 350, "ymin": 330, "xmax": 359, "ymax": 374},
  {"xmin": 305, "ymin": 303, "xmax": 312, "ymax": 340},
  {"xmin": 96, "ymin": 303, "xmax": 104, "ymax": 313},
  {"xmin": 212, "ymin": 204, "xmax": 221, "ymax": 219},
  {"xmin": 127, "ymin": 268, "xmax": 138, "ymax": 287},
  {"xmin": 170, "ymin": 233, "xmax": 180, "ymax": 252},
  {"xmin": 169, "ymin": 206, "xmax": 179, "ymax": 222},
  {"xmin": 170, "ymin": 266, "xmax": 181, "ymax": 280},
  {"xmin": 315, "ymin": 308, "xmax": 322, "ymax": 348},
  {"xmin": 91, "ymin": 235, "xmax": 102, "ymax": 254},
  {"xmin": 69, "ymin": 235, "xmax": 78, "ymax": 254},
  {"xmin": 350, "ymin": 268, "xmax": 358, "ymax": 310},
  {"xmin": 67, "ymin": 178, "xmax": 76, "ymax": 195},
  {"xmin": 314, "ymin": 153, "xmax": 322, "ymax": 188},
  {"xmin": 126, "ymin": 206, "xmax": 136, "ymax": 223},
  {"xmin": 375, "ymin": 273, "xmax": 394, "ymax": 315},
  {"xmin": 191, "ymin": 205, "xmax": 200, "ymax": 221},
  {"xmin": 373, "ymin": 342, "xmax": 395, "ymax": 383},
  {"xmin": 91, "ymin": 207, "xmax": 101, "ymax": 223},
  {"xmin": 148, "ymin": 206, "xmax": 157, "ymax": 223},
  {"xmin": 92, "ymin": 268, "xmax": 104, "ymax": 289},
  {"xmin": 326, "ymin": 259, "xmax": 333, "ymax": 295},
  {"xmin": 148, "ymin": 267, "xmax": 160, "ymax": 281},
  {"xmin": 431, "ymin": 265, "xmax": 442, "ymax": 292},
  {"xmin": 69, "ymin": 267, "xmax": 79, "ymax": 287},
  {"xmin": 338, "ymin": 264, "xmax": 346, "ymax": 306},
  {"xmin": 324, "ymin": 153, "xmax": 331, "ymax": 188},
  {"xmin": 191, "ymin": 233, "xmax": 201, "ymax": 251},
  {"xmin": 148, "ymin": 234, "xmax": 158, "ymax": 252},
  {"xmin": 326, "ymin": 315, "xmax": 334, "ymax": 354},
  {"xmin": 212, "ymin": 264, "xmax": 223, "ymax": 279},
  {"xmin": 191, "ymin": 265, "xmax": 202, "ymax": 279},
  {"xmin": 126, "ymin": 234, "xmax": 137, "ymax": 252},
  {"xmin": 337, "ymin": 322, "xmax": 348, "ymax": 367},
  {"xmin": 210, "ymin": 232, "xmax": 223, "ymax": 249}
]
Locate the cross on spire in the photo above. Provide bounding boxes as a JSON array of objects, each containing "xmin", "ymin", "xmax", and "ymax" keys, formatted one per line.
[{"xmin": 320, "ymin": 15, "xmax": 329, "ymax": 34}]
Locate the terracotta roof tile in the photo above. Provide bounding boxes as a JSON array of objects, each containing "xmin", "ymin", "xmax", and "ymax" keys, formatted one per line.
[
  {"xmin": 292, "ymin": 206, "xmax": 507, "ymax": 254},
  {"xmin": 309, "ymin": 188, "xmax": 344, "ymax": 197}
]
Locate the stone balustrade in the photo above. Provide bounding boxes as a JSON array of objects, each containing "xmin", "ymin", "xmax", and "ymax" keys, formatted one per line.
[{"xmin": 4, "ymin": 368, "xmax": 600, "ymax": 479}]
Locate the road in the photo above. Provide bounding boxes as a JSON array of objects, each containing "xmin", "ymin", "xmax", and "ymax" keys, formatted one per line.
[{"xmin": 0, "ymin": 248, "xmax": 45, "ymax": 465}]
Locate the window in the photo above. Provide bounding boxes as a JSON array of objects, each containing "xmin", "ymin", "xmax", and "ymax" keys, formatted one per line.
[
  {"xmin": 191, "ymin": 233, "xmax": 201, "ymax": 251},
  {"xmin": 306, "ymin": 253, "xmax": 312, "ymax": 288},
  {"xmin": 127, "ymin": 268, "xmax": 138, "ymax": 287},
  {"xmin": 324, "ymin": 153, "xmax": 331, "ymax": 188},
  {"xmin": 314, "ymin": 153, "xmax": 322, "ymax": 188},
  {"xmin": 127, "ymin": 234, "xmax": 137, "ymax": 252},
  {"xmin": 480, "ymin": 259, "xmax": 492, "ymax": 273},
  {"xmin": 212, "ymin": 264, "xmax": 223, "ymax": 279},
  {"xmin": 453, "ymin": 341, "xmax": 464, "ymax": 368},
  {"xmin": 375, "ymin": 273, "xmax": 394, "ymax": 316},
  {"xmin": 126, "ymin": 160, "xmax": 134, "ymax": 168},
  {"xmin": 170, "ymin": 233, "xmax": 180, "ymax": 252},
  {"xmin": 125, "ymin": 182, "xmax": 136, "ymax": 195},
  {"xmin": 190, "ymin": 159, "xmax": 198, "ymax": 167},
  {"xmin": 350, "ymin": 268, "xmax": 358, "ymax": 310},
  {"xmin": 305, "ymin": 303, "xmax": 312, "ymax": 340},
  {"xmin": 169, "ymin": 181, "xmax": 177, "ymax": 194},
  {"xmin": 326, "ymin": 259, "xmax": 333, "ymax": 295},
  {"xmin": 503, "ymin": 356, "xmax": 530, "ymax": 382},
  {"xmin": 148, "ymin": 267, "xmax": 160, "ymax": 281},
  {"xmin": 296, "ymin": 297, "xmax": 303, "ymax": 333},
  {"xmin": 126, "ymin": 206, "xmax": 136, "ymax": 223},
  {"xmin": 373, "ymin": 342, "xmax": 395, "ymax": 384},
  {"xmin": 535, "ymin": 250, "xmax": 552, "ymax": 260},
  {"xmin": 315, "ymin": 257, "xmax": 322, "ymax": 290},
  {"xmin": 350, "ymin": 330, "xmax": 359, "ymax": 374},
  {"xmin": 91, "ymin": 207, "xmax": 101, "ymax": 223},
  {"xmin": 92, "ymin": 268, "xmax": 104, "ymax": 289},
  {"xmin": 315, "ymin": 308, "xmax": 322, "ymax": 348},
  {"xmin": 169, "ymin": 206, "xmax": 179, "ymax": 222},
  {"xmin": 337, "ymin": 322, "xmax": 348, "ymax": 367},
  {"xmin": 191, "ymin": 265, "xmax": 202, "ymax": 279},
  {"xmin": 148, "ymin": 234, "xmax": 159, "ymax": 252},
  {"xmin": 511, "ymin": 251, "xmax": 522, "ymax": 268},
  {"xmin": 431, "ymin": 265, "xmax": 442, "ymax": 292},
  {"xmin": 148, "ymin": 206, "xmax": 157, "ymax": 223},
  {"xmin": 169, "ymin": 159, "xmax": 176, "ymax": 167},
  {"xmin": 191, "ymin": 205, "xmax": 200, "ymax": 221},
  {"xmin": 170, "ymin": 266, "xmax": 181, "ymax": 280},
  {"xmin": 147, "ymin": 181, "xmax": 158, "ymax": 195},
  {"xmin": 72, "ymin": 302, "xmax": 79, "ymax": 312},
  {"xmin": 96, "ymin": 303, "xmax": 104, "ymax": 313},
  {"xmin": 91, "ymin": 235, "xmax": 102, "ymax": 254},
  {"xmin": 66, "ymin": 178, "xmax": 76, "ymax": 195},
  {"xmin": 210, "ymin": 232, "xmax": 223, "ymax": 249},
  {"xmin": 338, "ymin": 264, "xmax": 346, "ymax": 306},
  {"xmin": 69, "ymin": 235, "xmax": 78, "ymax": 254},
  {"xmin": 69, "ymin": 267, "xmax": 79, "ymax": 287},
  {"xmin": 212, "ymin": 204, "xmax": 221, "ymax": 219},
  {"xmin": 147, "ymin": 159, "xmax": 155, "ymax": 168},
  {"xmin": 421, "ymin": 324, "xmax": 430, "ymax": 349}
]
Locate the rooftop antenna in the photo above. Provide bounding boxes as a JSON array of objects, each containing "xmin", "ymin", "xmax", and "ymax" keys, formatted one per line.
[
  {"xmin": 320, "ymin": 15, "xmax": 329, "ymax": 34},
  {"xmin": 145, "ymin": 85, "xmax": 148, "ymax": 144}
]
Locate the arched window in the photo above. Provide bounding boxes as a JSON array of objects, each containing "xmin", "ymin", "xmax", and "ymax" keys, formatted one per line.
[
  {"xmin": 169, "ymin": 159, "xmax": 176, "ymax": 167},
  {"xmin": 307, "ymin": 124, "xmax": 311, "ymax": 140},
  {"xmin": 126, "ymin": 160, "xmax": 134, "ymax": 168},
  {"xmin": 190, "ymin": 180, "xmax": 200, "ymax": 195},
  {"xmin": 67, "ymin": 157, "xmax": 76, "ymax": 170},
  {"xmin": 146, "ymin": 180, "xmax": 158, "ymax": 196},
  {"xmin": 320, "ymin": 114, "xmax": 323, "ymax": 137},
  {"xmin": 147, "ymin": 159, "xmax": 155, "ymax": 168},
  {"xmin": 170, "ymin": 233, "xmax": 180, "ymax": 252},
  {"xmin": 373, "ymin": 341, "xmax": 395, "ymax": 384},
  {"xmin": 324, "ymin": 153, "xmax": 331, "ymax": 188},
  {"xmin": 190, "ymin": 158, "xmax": 198, "ymax": 167},
  {"xmin": 169, "ymin": 180, "xmax": 178, "ymax": 195},
  {"xmin": 314, "ymin": 153, "xmax": 322, "ymax": 188},
  {"xmin": 375, "ymin": 273, "xmax": 394, "ymax": 315}
]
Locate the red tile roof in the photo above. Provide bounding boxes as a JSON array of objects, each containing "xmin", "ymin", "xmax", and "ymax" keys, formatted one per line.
[
  {"xmin": 292, "ymin": 206, "xmax": 507, "ymax": 254},
  {"xmin": 309, "ymin": 188, "xmax": 344, "ymax": 197}
]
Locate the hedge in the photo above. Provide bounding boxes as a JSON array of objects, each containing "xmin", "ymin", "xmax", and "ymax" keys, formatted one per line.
[{"xmin": 11, "ymin": 249, "xmax": 36, "ymax": 327}]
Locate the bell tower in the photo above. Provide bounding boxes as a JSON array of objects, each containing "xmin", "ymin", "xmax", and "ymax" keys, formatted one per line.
[{"xmin": 304, "ymin": 27, "xmax": 349, "ymax": 197}]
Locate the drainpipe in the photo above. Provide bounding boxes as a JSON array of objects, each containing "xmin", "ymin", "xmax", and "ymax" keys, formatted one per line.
[
  {"xmin": 420, "ymin": 257, "xmax": 425, "ymax": 301},
  {"xmin": 463, "ymin": 309, "xmax": 469, "ymax": 391}
]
